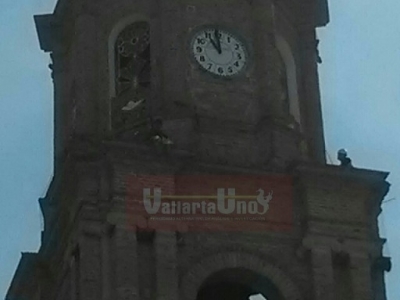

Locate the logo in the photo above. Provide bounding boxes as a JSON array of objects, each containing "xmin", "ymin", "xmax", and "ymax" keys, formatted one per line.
[
  {"xmin": 143, "ymin": 188, "xmax": 273, "ymax": 215},
  {"xmin": 126, "ymin": 175, "xmax": 293, "ymax": 232}
]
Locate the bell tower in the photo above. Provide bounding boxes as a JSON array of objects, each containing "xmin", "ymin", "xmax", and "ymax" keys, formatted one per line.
[
  {"xmin": 34, "ymin": 0, "xmax": 329, "ymax": 171},
  {"xmin": 6, "ymin": 1, "xmax": 391, "ymax": 300}
]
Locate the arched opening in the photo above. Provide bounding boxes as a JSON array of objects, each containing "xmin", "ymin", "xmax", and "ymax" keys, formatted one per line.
[
  {"xmin": 196, "ymin": 268, "xmax": 285, "ymax": 300},
  {"xmin": 108, "ymin": 14, "xmax": 149, "ymax": 98},
  {"xmin": 276, "ymin": 51, "xmax": 290, "ymax": 115},
  {"xmin": 107, "ymin": 15, "xmax": 151, "ymax": 137},
  {"xmin": 275, "ymin": 35, "xmax": 300, "ymax": 127}
]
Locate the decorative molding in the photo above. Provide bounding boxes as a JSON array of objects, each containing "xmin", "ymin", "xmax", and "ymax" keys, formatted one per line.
[{"xmin": 181, "ymin": 251, "xmax": 302, "ymax": 300}]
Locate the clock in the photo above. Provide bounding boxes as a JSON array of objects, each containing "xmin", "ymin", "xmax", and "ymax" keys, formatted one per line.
[{"xmin": 190, "ymin": 26, "xmax": 249, "ymax": 77}]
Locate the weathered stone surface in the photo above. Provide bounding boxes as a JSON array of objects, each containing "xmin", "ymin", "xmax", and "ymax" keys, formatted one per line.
[{"xmin": 6, "ymin": 1, "xmax": 390, "ymax": 300}]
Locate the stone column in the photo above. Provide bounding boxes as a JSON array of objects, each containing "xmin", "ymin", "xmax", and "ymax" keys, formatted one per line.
[
  {"xmin": 250, "ymin": 0, "xmax": 276, "ymax": 116},
  {"xmin": 311, "ymin": 246, "xmax": 334, "ymax": 300},
  {"xmin": 159, "ymin": 1, "xmax": 185, "ymax": 117},
  {"xmin": 350, "ymin": 252, "xmax": 373, "ymax": 300},
  {"xmin": 79, "ymin": 234, "xmax": 102, "ymax": 300},
  {"xmin": 155, "ymin": 231, "xmax": 179, "ymax": 300},
  {"xmin": 73, "ymin": 14, "xmax": 97, "ymax": 136},
  {"xmin": 70, "ymin": 255, "xmax": 77, "ymax": 300},
  {"xmin": 113, "ymin": 225, "xmax": 140, "ymax": 300},
  {"xmin": 298, "ymin": 27, "xmax": 326, "ymax": 163},
  {"xmin": 101, "ymin": 226, "xmax": 111, "ymax": 300},
  {"xmin": 150, "ymin": 1, "xmax": 164, "ymax": 118}
]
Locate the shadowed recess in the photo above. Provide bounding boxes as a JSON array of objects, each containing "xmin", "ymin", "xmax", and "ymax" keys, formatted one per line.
[{"xmin": 196, "ymin": 268, "xmax": 283, "ymax": 300}]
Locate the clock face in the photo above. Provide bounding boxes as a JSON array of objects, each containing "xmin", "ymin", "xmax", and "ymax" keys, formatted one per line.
[{"xmin": 190, "ymin": 27, "xmax": 248, "ymax": 77}]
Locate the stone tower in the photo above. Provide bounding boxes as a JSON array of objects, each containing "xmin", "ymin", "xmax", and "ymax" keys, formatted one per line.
[{"xmin": 7, "ymin": 1, "xmax": 392, "ymax": 300}]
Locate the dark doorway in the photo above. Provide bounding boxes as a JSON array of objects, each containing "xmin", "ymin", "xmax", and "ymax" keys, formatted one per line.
[
  {"xmin": 196, "ymin": 268, "xmax": 284, "ymax": 300},
  {"xmin": 197, "ymin": 281, "xmax": 254, "ymax": 300}
]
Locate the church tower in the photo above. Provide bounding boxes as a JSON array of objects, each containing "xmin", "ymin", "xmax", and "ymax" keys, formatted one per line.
[{"xmin": 7, "ymin": 0, "xmax": 391, "ymax": 300}]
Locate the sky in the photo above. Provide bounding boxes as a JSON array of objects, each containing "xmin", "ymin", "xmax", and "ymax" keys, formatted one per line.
[{"xmin": 0, "ymin": 0, "xmax": 399, "ymax": 299}]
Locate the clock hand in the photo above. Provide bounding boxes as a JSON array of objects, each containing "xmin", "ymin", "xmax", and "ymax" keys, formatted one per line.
[
  {"xmin": 209, "ymin": 37, "xmax": 220, "ymax": 53},
  {"xmin": 214, "ymin": 29, "xmax": 222, "ymax": 54}
]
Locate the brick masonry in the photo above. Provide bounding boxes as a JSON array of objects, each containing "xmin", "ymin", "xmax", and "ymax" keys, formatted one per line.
[{"xmin": 6, "ymin": 0, "xmax": 391, "ymax": 300}]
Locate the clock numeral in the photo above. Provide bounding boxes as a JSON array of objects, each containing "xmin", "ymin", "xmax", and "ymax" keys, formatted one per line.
[
  {"xmin": 205, "ymin": 32, "xmax": 211, "ymax": 39},
  {"xmin": 234, "ymin": 61, "xmax": 240, "ymax": 67},
  {"xmin": 197, "ymin": 38, "xmax": 206, "ymax": 45},
  {"xmin": 227, "ymin": 36, "xmax": 231, "ymax": 43},
  {"xmin": 227, "ymin": 66, "xmax": 233, "ymax": 73},
  {"xmin": 207, "ymin": 63, "xmax": 213, "ymax": 70},
  {"xmin": 217, "ymin": 67, "xmax": 224, "ymax": 74},
  {"xmin": 199, "ymin": 56, "xmax": 205, "ymax": 62},
  {"xmin": 196, "ymin": 46, "xmax": 202, "ymax": 53},
  {"xmin": 234, "ymin": 43, "xmax": 240, "ymax": 50},
  {"xmin": 237, "ymin": 53, "xmax": 242, "ymax": 60}
]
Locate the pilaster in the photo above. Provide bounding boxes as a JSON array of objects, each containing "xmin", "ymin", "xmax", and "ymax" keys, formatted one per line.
[
  {"xmin": 159, "ymin": 0, "xmax": 185, "ymax": 117},
  {"xmin": 250, "ymin": 0, "xmax": 275, "ymax": 116},
  {"xmin": 298, "ymin": 27, "xmax": 326, "ymax": 162},
  {"xmin": 155, "ymin": 231, "xmax": 179, "ymax": 300},
  {"xmin": 73, "ymin": 14, "xmax": 97, "ymax": 136},
  {"xmin": 101, "ymin": 225, "xmax": 112, "ymax": 300},
  {"xmin": 310, "ymin": 246, "xmax": 334, "ymax": 300},
  {"xmin": 69, "ymin": 256, "xmax": 77, "ymax": 300},
  {"xmin": 79, "ymin": 230, "xmax": 102, "ymax": 300},
  {"xmin": 113, "ymin": 225, "xmax": 140, "ymax": 300},
  {"xmin": 350, "ymin": 252, "xmax": 373, "ymax": 300}
]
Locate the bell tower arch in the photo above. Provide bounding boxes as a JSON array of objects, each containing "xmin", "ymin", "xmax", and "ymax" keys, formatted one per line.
[
  {"xmin": 181, "ymin": 251, "xmax": 302, "ymax": 300},
  {"xmin": 275, "ymin": 33, "xmax": 300, "ymax": 126},
  {"xmin": 108, "ymin": 14, "xmax": 150, "ymax": 98}
]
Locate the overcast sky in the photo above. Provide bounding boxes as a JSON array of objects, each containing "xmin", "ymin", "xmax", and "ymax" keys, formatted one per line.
[{"xmin": 0, "ymin": 0, "xmax": 399, "ymax": 299}]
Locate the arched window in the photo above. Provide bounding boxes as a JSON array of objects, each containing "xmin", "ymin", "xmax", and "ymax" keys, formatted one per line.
[
  {"xmin": 111, "ymin": 21, "xmax": 150, "ymax": 136},
  {"xmin": 115, "ymin": 22, "xmax": 150, "ymax": 95},
  {"xmin": 275, "ymin": 35, "xmax": 300, "ymax": 127},
  {"xmin": 276, "ymin": 51, "xmax": 290, "ymax": 115}
]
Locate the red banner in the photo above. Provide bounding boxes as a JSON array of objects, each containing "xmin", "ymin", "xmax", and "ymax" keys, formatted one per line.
[{"xmin": 126, "ymin": 175, "xmax": 293, "ymax": 232}]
